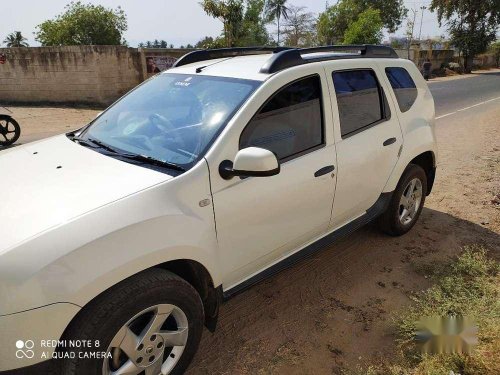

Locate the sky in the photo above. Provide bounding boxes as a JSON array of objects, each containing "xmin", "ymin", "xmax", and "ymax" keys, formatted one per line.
[{"xmin": 0, "ymin": 0, "xmax": 446, "ymax": 47}]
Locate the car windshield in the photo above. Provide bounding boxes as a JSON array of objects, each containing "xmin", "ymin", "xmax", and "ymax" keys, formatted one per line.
[{"xmin": 79, "ymin": 73, "xmax": 260, "ymax": 170}]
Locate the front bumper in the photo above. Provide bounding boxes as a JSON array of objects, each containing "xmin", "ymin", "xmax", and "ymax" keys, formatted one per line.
[{"xmin": 0, "ymin": 303, "xmax": 80, "ymax": 372}]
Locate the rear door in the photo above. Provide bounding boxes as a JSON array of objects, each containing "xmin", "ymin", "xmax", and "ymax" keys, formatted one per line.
[{"xmin": 324, "ymin": 60, "xmax": 403, "ymax": 228}]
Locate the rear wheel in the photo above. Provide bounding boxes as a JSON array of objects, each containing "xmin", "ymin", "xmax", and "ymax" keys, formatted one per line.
[
  {"xmin": 60, "ymin": 269, "xmax": 204, "ymax": 375},
  {"xmin": 378, "ymin": 164, "xmax": 427, "ymax": 236}
]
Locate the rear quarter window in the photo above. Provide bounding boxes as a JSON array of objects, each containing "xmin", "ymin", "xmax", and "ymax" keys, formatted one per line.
[{"xmin": 385, "ymin": 67, "xmax": 418, "ymax": 112}]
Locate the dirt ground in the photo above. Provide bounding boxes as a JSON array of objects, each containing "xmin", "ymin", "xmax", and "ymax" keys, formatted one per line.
[
  {"xmin": 186, "ymin": 104, "xmax": 500, "ymax": 374},
  {"xmin": 1, "ymin": 91, "xmax": 499, "ymax": 374},
  {"xmin": 0, "ymin": 106, "xmax": 101, "ymax": 145}
]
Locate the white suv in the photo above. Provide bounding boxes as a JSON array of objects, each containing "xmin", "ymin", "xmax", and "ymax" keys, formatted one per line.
[{"xmin": 0, "ymin": 45, "xmax": 436, "ymax": 375}]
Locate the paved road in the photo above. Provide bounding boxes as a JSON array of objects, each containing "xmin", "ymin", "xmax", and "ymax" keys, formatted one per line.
[{"xmin": 429, "ymin": 71, "xmax": 500, "ymax": 118}]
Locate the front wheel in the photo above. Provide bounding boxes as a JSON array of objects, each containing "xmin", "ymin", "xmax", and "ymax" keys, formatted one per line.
[
  {"xmin": 60, "ymin": 269, "xmax": 204, "ymax": 375},
  {"xmin": 378, "ymin": 164, "xmax": 427, "ymax": 236}
]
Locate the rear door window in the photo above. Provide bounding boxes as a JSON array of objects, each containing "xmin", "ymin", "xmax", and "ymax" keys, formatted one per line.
[
  {"xmin": 332, "ymin": 69, "xmax": 389, "ymax": 138},
  {"xmin": 385, "ymin": 67, "xmax": 418, "ymax": 112}
]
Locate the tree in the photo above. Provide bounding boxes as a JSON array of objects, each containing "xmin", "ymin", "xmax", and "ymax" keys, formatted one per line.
[
  {"xmin": 490, "ymin": 41, "xmax": 500, "ymax": 68},
  {"xmin": 343, "ymin": 8, "xmax": 384, "ymax": 45},
  {"xmin": 265, "ymin": 0, "xmax": 290, "ymax": 45},
  {"xmin": 405, "ymin": 9, "xmax": 417, "ymax": 59},
  {"xmin": 317, "ymin": 0, "xmax": 407, "ymax": 45},
  {"xmin": 430, "ymin": 0, "xmax": 500, "ymax": 72},
  {"xmin": 3, "ymin": 31, "xmax": 29, "ymax": 47},
  {"xmin": 200, "ymin": 0, "xmax": 270, "ymax": 47},
  {"xmin": 355, "ymin": 0, "xmax": 407, "ymax": 33},
  {"xmin": 237, "ymin": 0, "xmax": 270, "ymax": 46},
  {"xmin": 282, "ymin": 6, "xmax": 316, "ymax": 47},
  {"xmin": 195, "ymin": 36, "xmax": 224, "ymax": 48},
  {"xmin": 317, "ymin": 0, "xmax": 360, "ymax": 45},
  {"xmin": 201, "ymin": 0, "xmax": 244, "ymax": 47},
  {"xmin": 35, "ymin": 1, "xmax": 127, "ymax": 46}
]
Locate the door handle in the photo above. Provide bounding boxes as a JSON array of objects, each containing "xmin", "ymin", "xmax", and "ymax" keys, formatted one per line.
[
  {"xmin": 383, "ymin": 137, "xmax": 397, "ymax": 146},
  {"xmin": 314, "ymin": 165, "xmax": 335, "ymax": 177}
]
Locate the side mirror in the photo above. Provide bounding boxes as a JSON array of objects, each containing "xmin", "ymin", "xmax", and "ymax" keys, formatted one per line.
[{"xmin": 219, "ymin": 147, "xmax": 280, "ymax": 180}]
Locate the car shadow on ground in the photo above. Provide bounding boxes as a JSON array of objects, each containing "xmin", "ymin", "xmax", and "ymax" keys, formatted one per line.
[{"xmin": 187, "ymin": 207, "xmax": 500, "ymax": 374}]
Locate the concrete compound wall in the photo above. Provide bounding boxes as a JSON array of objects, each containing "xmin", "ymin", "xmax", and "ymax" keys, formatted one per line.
[
  {"xmin": 395, "ymin": 48, "xmax": 497, "ymax": 71},
  {"xmin": 0, "ymin": 46, "xmax": 495, "ymax": 106},
  {"xmin": 414, "ymin": 49, "xmax": 456, "ymax": 70},
  {"xmin": 0, "ymin": 46, "xmax": 190, "ymax": 106},
  {"xmin": 473, "ymin": 53, "xmax": 497, "ymax": 68},
  {"xmin": 394, "ymin": 48, "xmax": 456, "ymax": 70}
]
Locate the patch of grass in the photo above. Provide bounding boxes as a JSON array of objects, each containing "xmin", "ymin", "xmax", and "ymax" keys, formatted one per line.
[{"xmin": 351, "ymin": 245, "xmax": 499, "ymax": 375}]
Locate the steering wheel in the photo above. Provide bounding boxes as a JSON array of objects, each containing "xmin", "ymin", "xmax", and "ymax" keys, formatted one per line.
[
  {"xmin": 113, "ymin": 134, "xmax": 155, "ymax": 152},
  {"xmin": 149, "ymin": 113, "xmax": 175, "ymax": 132},
  {"xmin": 148, "ymin": 113, "xmax": 187, "ymax": 149}
]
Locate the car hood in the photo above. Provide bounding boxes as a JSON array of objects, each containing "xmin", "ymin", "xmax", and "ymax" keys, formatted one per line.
[{"xmin": 0, "ymin": 135, "xmax": 172, "ymax": 253}]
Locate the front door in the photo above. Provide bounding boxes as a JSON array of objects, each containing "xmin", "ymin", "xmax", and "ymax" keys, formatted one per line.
[{"xmin": 211, "ymin": 74, "xmax": 337, "ymax": 288}]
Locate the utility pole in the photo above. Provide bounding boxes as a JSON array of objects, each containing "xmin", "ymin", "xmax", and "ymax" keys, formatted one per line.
[
  {"xmin": 418, "ymin": 6, "xmax": 426, "ymax": 41},
  {"xmin": 407, "ymin": 9, "xmax": 418, "ymax": 60}
]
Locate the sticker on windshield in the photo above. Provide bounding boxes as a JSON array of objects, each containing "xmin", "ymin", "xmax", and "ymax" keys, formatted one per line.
[{"xmin": 175, "ymin": 77, "xmax": 193, "ymax": 87}]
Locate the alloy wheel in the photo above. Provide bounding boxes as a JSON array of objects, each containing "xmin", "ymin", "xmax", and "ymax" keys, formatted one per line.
[
  {"xmin": 103, "ymin": 304, "xmax": 189, "ymax": 375},
  {"xmin": 398, "ymin": 178, "xmax": 423, "ymax": 225}
]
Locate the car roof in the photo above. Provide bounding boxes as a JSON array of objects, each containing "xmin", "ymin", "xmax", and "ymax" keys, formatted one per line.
[{"xmin": 165, "ymin": 54, "xmax": 274, "ymax": 81}]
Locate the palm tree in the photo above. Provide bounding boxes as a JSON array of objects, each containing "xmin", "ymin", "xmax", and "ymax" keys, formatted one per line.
[
  {"xmin": 3, "ymin": 31, "xmax": 29, "ymax": 47},
  {"xmin": 265, "ymin": 0, "xmax": 290, "ymax": 46}
]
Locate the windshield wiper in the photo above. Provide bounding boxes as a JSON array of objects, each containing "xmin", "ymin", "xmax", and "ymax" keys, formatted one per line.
[
  {"xmin": 87, "ymin": 138, "xmax": 120, "ymax": 154},
  {"xmin": 73, "ymin": 136, "xmax": 119, "ymax": 154},
  {"xmin": 71, "ymin": 136, "xmax": 99, "ymax": 149},
  {"xmin": 71, "ymin": 135, "xmax": 185, "ymax": 172},
  {"xmin": 117, "ymin": 153, "xmax": 186, "ymax": 172}
]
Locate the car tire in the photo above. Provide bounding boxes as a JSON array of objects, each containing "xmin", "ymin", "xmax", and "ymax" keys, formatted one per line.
[
  {"xmin": 59, "ymin": 268, "xmax": 204, "ymax": 375},
  {"xmin": 0, "ymin": 115, "xmax": 21, "ymax": 146},
  {"xmin": 378, "ymin": 164, "xmax": 427, "ymax": 236}
]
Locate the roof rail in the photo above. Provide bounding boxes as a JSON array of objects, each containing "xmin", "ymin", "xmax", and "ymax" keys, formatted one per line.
[
  {"xmin": 172, "ymin": 44, "xmax": 399, "ymax": 74},
  {"xmin": 172, "ymin": 46, "xmax": 291, "ymax": 68},
  {"xmin": 300, "ymin": 44, "xmax": 398, "ymax": 57},
  {"xmin": 260, "ymin": 45, "xmax": 399, "ymax": 74}
]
